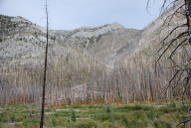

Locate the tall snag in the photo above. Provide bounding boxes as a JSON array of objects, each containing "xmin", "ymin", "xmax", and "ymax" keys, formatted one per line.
[
  {"xmin": 148, "ymin": 0, "xmax": 191, "ymax": 126},
  {"xmin": 147, "ymin": 0, "xmax": 191, "ymax": 100},
  {"xmin": 40, "ymin": 0, "xmax": 49, "ymax": 127}
]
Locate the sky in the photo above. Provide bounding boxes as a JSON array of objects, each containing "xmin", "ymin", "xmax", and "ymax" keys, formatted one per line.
[{"xmin": 0, "ymin": 0, "xmax": 164, "ymax": 30}]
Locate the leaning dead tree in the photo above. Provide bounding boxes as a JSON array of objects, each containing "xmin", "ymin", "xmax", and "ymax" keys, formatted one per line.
[
  {"xmin": 147, "ymin": 0, "xmax": 191, "ymax": 126},
  {"xmin": 147, "ymin": 0, "xmax": 191, "ymax": 101},
  {"xmin": 40, "ymin": 0, "xmax": 49, "ymax": 127}
]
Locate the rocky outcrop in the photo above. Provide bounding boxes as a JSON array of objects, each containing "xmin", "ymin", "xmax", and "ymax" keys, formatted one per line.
[{"xmin": 0, "ymin": 15, "xmax": 143, "ymax": 68}]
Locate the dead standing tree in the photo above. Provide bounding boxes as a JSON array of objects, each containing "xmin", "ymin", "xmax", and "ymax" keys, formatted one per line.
[
  {"xmin": 40, "ymin": 0, "xmax": 49, "ymax": 127},
  {"xmin": 148, "ymin": 0, "xmax": 191, "ymax": 126},
  {"xmin": 147, "ymin": 0, "xmax": 191, "ymax": 101}
]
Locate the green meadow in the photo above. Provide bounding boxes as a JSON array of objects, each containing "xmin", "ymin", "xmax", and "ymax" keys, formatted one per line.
[{"xmin": 0, "ymin": 103, "xmax": 188, "ymax": 128}]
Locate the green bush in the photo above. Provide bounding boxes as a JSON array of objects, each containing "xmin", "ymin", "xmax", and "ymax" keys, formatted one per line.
[
  {"xmin": 23, "ymin": 119, "xmax": 39, "ymax": 128},
  {"xmin": 122, "ymin": 116, "xmax": 128, "ymax": 127},
  {"xmin": 51, "ymin": 119, "xmax": 57, "ymax": 127},
  {"xmin": 73, "ymin": 119, "xmax": 97, "ymax": 128},
  {"xmin": 168, "ymin": 103, "xmax": 176, "ymax": 108},
  {"xmin": 106, "ymin": 106, "xmax": 112, "ymax": 113},
  {"xmin": 160, "ymin": 107, "xmax": 176, "ymax": 114},
  {"xmin": 147, "ymin": 110, "xmax": 157, "ymax": 120},
  {"xmin": 116, "ymin": 105, "xmax": 152, "ymax": 112},
  {"xmin": 71, "ymin": 109, "xmax": 77, "ymax": 122},
  {"xmin": 153, "ymin": 120, "xmax": 172, "ymax": 128},
  {"xmin": 128, "ymin": 120, "xmax": 146, "ymax": 128}
]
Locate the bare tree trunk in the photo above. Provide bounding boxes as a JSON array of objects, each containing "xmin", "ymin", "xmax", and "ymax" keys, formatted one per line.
[
  {"xmin": 40, "ymin": 0, "xmax": 49, "ymax": 127},
  {"xmin": 185, "ymin": 0, "xmax": 191, "ymax": 45}
]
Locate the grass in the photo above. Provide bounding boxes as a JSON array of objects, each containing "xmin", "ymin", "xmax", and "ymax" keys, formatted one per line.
[{"xmin": 0, "ymin": 103, "xmax": 189, "ymax": 128}]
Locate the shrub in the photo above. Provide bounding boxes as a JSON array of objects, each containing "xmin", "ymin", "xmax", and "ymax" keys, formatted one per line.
[
  {"xmin": 71, "ymin": 109, "xmax": 77, "ymax": 122},
  {"xmin": 154, "ymin": 121, "xmax": 172, "ymax": 128},
  {"xmin": 106, "ymin": 106, "xmax": 112, "ymax": 113},
  {"xmin": 51, "ymin": 119, "xmax": 57, "ymax": 127},
  {"xmin": 147, "ymin": 110, "xmax": 156, "ymax": 120},
  {"xmin": 168, "ymin": 102, "xmax": 176, "ymax": 108},
  {"xmin": 73, "ymin": 119, "xmax": 97, "ymax": 128},
  {"xmin": 122, "ymin": 116, "xmax": 128, "ymax": 127}
]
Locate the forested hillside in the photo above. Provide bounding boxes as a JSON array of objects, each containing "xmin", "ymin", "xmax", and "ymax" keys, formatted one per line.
[{"xmin": 0, "ymin": 1, "xmax": 188, "ymax": 105}]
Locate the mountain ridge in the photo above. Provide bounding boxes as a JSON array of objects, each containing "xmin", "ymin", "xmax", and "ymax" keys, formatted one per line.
[{"xmin": 0, "ymin": 15, "xmax": 143, "ymax": 68}]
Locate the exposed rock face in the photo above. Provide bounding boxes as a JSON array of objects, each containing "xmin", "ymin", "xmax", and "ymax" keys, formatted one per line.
[
  {"xmin": 0, "ymin": 15, "xmax": 143, "ymax": 68},
  {"xmin": 51, "ymin": 23, "xmax": 142, "ymax": 67}
]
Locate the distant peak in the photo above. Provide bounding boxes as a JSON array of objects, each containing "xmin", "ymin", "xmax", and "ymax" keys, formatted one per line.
[
  {"xmin": 109, "ymin": 22, "xmax": 124, "ymax": 28},
  {"xmin": 98, "ymin": 22, "xmax": 125, "ymax": 31},
  {"xmin": 68, "ymin": 22, "xmax": 125, "ymax": 39}
]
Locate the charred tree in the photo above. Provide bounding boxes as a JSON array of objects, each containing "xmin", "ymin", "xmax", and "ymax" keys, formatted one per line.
[{"xmin": 40, "ymin": 0, "xmax": 49, "ymax": 127}]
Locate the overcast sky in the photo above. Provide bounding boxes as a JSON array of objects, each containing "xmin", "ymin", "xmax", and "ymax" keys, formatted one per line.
[{"xmin": 0, "ymin": 0, "xmax": 164, "ymax": 30}]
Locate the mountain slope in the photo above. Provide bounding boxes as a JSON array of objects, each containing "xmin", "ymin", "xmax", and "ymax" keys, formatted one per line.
[
  {"xmin": 51, "ymin": 23, "xmax": 142, "ymax": 67},
  {"xmin": 0, "ymin": 15, "xmax": 142, "ymax": 68},
  {"xmin": 0, "ymin": 5, "xmax": 185, "ymax": 104}
]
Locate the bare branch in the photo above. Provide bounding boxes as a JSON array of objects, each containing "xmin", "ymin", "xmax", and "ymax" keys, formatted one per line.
[
  {"xmin": 163, "ymin": 4, "xmax": 186, "ymax": 26},
  {"xmin": 156, "ymin": 32, "xmax": 188, "ymax": 63},
  {"xmin": 162, "ymin": 24, "xmax": 187, "ymax": 44},
  {"xmin": 160, "ymin": 70, "xmax": 180, "ymax": 96},
  {"xmin": 169, "ymin": 38, "xmax": 187, "ymax": 58}
]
